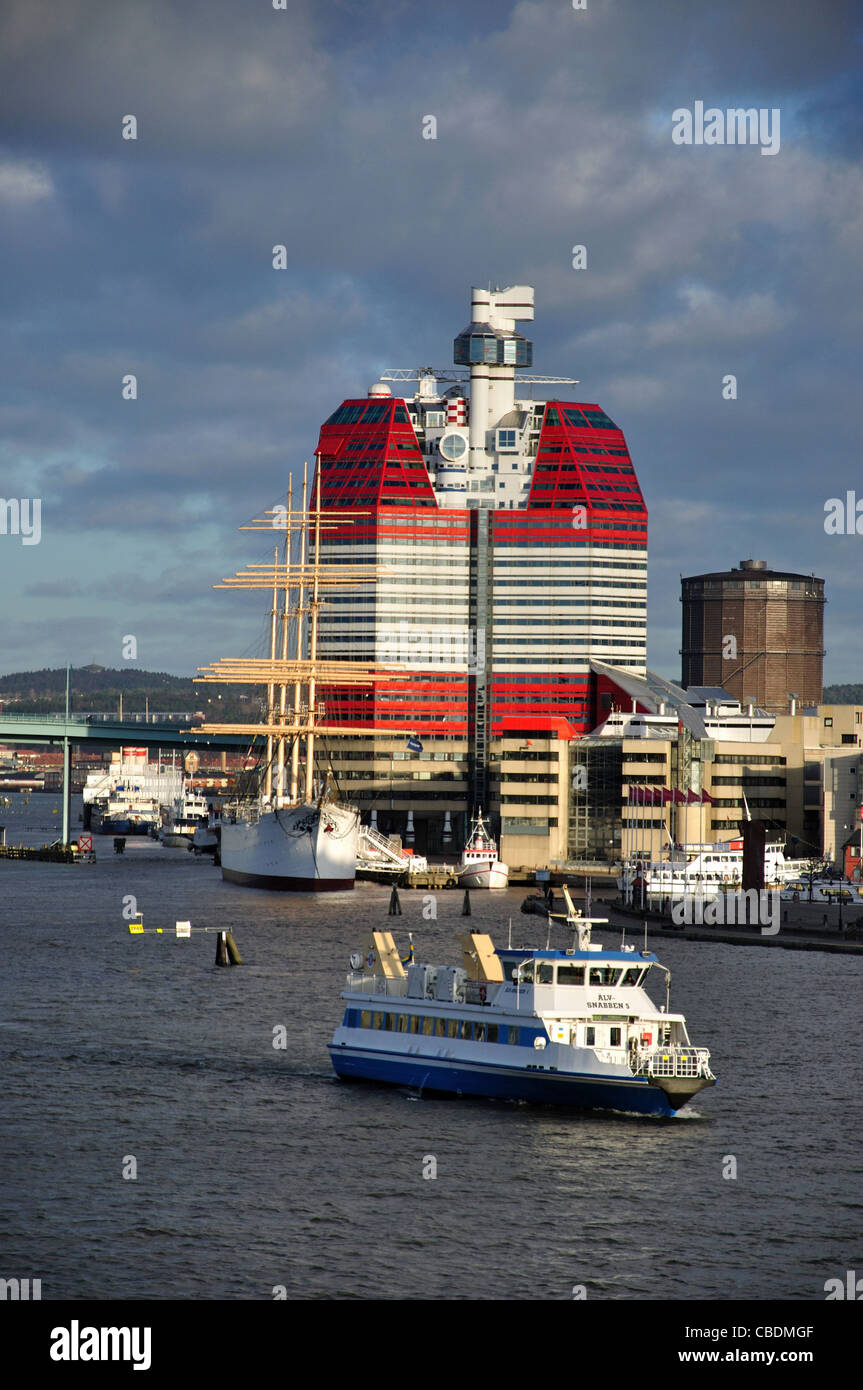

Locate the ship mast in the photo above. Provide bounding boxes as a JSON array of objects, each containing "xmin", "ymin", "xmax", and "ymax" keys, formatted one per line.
[
  {"xmin": 305, "ymin": 456, "xmax": 322, "ymax": 802},
  {"xmin": 275, "ymin": 472, "xmax": 292, "ymax": 802},
  {"xmin": 264, "ymin": 545, "xmax": 279, "ymax": 802},
  {"xmin": 191, "ymin": 475, "xmax": 421, "ymax": 787},
  {"xmin": 290, "ymin": 461, "xmax": 307, "ymax": 802}
]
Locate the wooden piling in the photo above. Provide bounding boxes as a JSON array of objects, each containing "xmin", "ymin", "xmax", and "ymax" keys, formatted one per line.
[
  {"xmin": 215, "ymin": 931, "xmax": 229, "ymax": 967},
  {"xmin": 225, "ymin": 930, "xmax": 242, "ymax": 965},
  {"xmin": 462, "ymin": 889, "xmax": 471, "ymax": 916},
  {"xmin": 389, "ymin": 884, "xmax": 402, "ymax": 916}
]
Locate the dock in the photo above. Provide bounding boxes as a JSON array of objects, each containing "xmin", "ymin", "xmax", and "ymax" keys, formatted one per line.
[
  {"xmin": 612, "ymin": 900, "xmax": 863, "ymax": 956},
  {"xmin": 0, "ymin": 842, "xmax": 80, "ymax": 863}
]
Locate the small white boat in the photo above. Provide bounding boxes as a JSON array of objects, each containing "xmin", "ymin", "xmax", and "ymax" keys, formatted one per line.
[
  {"xmin": 457, "ymin": 810, "xmax": 509, "ymax": 890},
  {"xmin": 192, "ymin": 814, "xmax": 221, "ymax": 856},
  {"xmin": 780, "ymin": 878, "xmax": 863, "ymax": 905}
]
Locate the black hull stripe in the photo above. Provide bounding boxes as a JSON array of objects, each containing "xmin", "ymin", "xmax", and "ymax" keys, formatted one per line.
[{"xmin": 221, "ymin": 868, "xmax": 354, "ymax": 891}]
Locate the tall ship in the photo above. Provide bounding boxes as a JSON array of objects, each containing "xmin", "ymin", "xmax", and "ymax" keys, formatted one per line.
[
  {"xmin": 193, "ymin": 469, "xmax": 410, "ymax": 890},
  {"xmin": 330, "ymin": 887, "xmax": 716, "ymax": 1117}
]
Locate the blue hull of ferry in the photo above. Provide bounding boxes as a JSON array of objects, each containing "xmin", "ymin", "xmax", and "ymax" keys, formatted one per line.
[
  {"xmin": 97, "ymin": 817, "xmax": 153, "ymax": 835},
  {"xmin": 329, "ymin": 1046, "xmax": 676, "ymax": 1117}
]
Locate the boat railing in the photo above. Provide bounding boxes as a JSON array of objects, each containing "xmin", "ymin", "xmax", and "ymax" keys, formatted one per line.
[
  {"xmin": 344, "ymin": 973, "xmax": 409, "ymax": 997},
  {"xmin": 634, "ymin": 1045, "xmax": 713, "ymax": 1080}
]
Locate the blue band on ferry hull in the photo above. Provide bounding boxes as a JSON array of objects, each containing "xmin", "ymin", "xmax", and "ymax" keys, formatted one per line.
[{"xmin": 328, "ymin": 1045, "xmax": 676, "ymax": 1116}]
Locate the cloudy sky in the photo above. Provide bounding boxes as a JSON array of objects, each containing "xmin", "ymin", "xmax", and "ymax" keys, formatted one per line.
[{"xmin": 1, "ymin": 0, "xmax": 861, "ymax": 685}]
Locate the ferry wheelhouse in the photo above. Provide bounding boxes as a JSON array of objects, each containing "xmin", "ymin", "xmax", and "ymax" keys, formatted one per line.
[{"xmin": 329, "ymin": 889, "xmax": 716, "ymax": 1117}]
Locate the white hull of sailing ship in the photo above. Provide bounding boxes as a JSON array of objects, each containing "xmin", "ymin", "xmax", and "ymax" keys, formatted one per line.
[{"xmin": 221, "ymin": 801, "xmax": 360, "ymax": 891}]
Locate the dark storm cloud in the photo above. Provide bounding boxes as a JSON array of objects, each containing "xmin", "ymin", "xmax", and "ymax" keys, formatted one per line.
[{"xmin": 0, "ymin": 0, "xmax": 861, "ymax": 676}]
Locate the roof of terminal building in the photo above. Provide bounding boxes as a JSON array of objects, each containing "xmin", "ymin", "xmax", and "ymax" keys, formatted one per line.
[{"xmin": 589, "ymin": 661, "xmax": 771, "ymax": 737}]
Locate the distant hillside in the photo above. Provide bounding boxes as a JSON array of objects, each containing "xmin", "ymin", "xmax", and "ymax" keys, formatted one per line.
[
  {"xmin": 0, "ymin": 666, "xmax": 256, "ymax": 723},
  {"xmin": 823, "ymin": 684, "xmax": 863, "ymax": 705}
]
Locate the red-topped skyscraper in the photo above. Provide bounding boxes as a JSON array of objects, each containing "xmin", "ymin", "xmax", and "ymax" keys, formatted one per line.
[{"xmin": 312, "ymin": 286, "xmax": 647, "ymax": 860}]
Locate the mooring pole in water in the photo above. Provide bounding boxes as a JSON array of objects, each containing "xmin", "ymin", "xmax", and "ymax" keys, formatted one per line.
[
  {"xmin": 215, "ymin": 931, "xmax": 229, "ymax": 967},
  {"xmin": 462, "ymin": 889, "xmax": 471, "ymax": 917},
  {"xmin": 61, "ymin": 663, "xmax": 71, "ymax": 848},
  {"xmin": 389, "ymin": 884, "xmax": 402, "ymax": 916},
  {"xmin": 225, "ymin": 930, "xmax": 242, "ymax": 964}
]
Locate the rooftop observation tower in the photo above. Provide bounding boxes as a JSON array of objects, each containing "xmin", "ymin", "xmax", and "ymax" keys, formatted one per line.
[{"xmin": 311, "ymin": 286, "xmax": 647, "ymax": 849}]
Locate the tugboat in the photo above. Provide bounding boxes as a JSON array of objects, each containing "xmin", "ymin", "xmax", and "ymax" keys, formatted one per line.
[
  {"xmin": 456, "ymin": 810, "xmax": 509, "ymax": 890},
  {"xmin": 329, "ymin": 887, "xmax": 716, "ymax": 1116}
]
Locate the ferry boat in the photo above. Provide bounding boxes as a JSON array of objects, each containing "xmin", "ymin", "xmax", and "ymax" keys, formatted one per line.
[
  {"xmin": 83, "ymin": 748, "xmax": 184, "ymax": 835},
  {"xmin": 329, "ymin": 887, "xmax": 716, "ymax": 1116},
  {"xmin": 619, "ymin": 838, "xmax": 813, "ymax": 902},
  {"xmin": 456, "ymin": 810, "xmax": 509, "ymax": 890}
]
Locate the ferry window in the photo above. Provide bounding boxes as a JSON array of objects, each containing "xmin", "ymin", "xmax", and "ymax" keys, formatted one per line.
[
  {"xmin": 409, "ymin": 1016, "xmax": 420, "ymax": 1033},
  {"xmin": 397, "ymin": 1014, "xmax": 408, "ymax": 1032},
  {"xmin": 361, "ymin": 1010, "xmax": 372, "ymax": 1028},
  {"xmin": 508, "ymin": 1026, "xmax": 520, "ymax": 1045},
  {"xmin": 448, "ymin": 1019, "xmax": 459, "ymax": 1038},
  {"xmin": 385, "ymin": 1013, "xmax": 396, "ymax": 1031},
  {"xmin": 435, "ymin": 1018, "xmax": 447, "ymax": 1037},
  {"xmin": 585, "ymin": 1026, "xmax": 596, "ymax": 1046},
  {"xmin": 487, "ymin": 1024, "xmax": 499, "ymax": 1043},
  {"xmin": 422, "ymin": 1016, "xmax": 434, "ymax": 1035},
  {"xmin": 621, "ymin": 968, "xmax": 642, "ymax": 987},
  {"xmin": 556, "ymin": 965, "xmax": 585, "ymax": 985},
  {"xmin": 475, "ymin": 1022, "xmax": 487, "ymax": 1042},
  {"xmin": 518, "ymin": 963, "xmax": 535, "ymax": 983},
  {"xmin": 460, "ymin": 1020, "xmax": 473, "ymax": 1039},
  {"xmin": 610, "ymin": 1027, "xmax": 622, "ymax": 1046},
  {"xmin": 538, "ymin": 963, "xmax": 554, "ymax": 984},
  {"xmin": 589, "ymin": 967, "xmax": 621, "ymax": 986},
  {"xmin": 373, "ymin": 1013, "xmax": 384, "ymax": 1030}
]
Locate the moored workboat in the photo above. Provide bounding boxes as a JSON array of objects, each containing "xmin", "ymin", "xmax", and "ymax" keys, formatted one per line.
[
  {"xmin": 329, "ymin": 887, "xmax": 716, "ymax": 1116},
  {"xmin": 159, "ymin": 785, "xmax": 211, "ymax": 847},
  {"xmin": 456, "ymin": 810, "xmax": 509, "ymax": 889}
]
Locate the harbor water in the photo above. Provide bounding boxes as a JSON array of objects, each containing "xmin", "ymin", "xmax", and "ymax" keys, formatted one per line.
[{"xmin": 1, "ymin": 795, "xmax": 859, "ymax": 1300}]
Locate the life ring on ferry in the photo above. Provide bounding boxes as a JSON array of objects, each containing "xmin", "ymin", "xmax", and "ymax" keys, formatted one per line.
[{"xmin": 478, "ymin": 984, "xmax": 487, "ymax": 1003}]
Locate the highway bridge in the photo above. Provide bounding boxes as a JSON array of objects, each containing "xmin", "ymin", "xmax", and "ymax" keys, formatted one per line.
[{"xmin": 0, "ymin": 714, "xmax": 254, "ymax": 846}]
